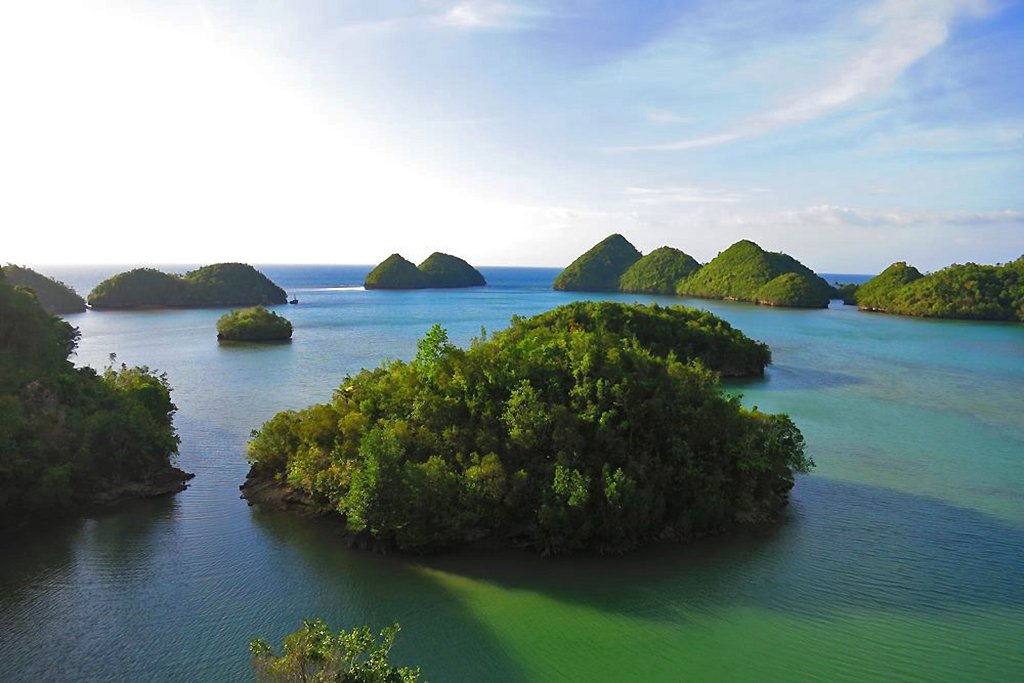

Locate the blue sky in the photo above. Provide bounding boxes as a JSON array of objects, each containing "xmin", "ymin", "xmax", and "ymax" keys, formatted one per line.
[{"xmin": 2, "ymin": 0, "xmax": 1022, "ymax": 271}]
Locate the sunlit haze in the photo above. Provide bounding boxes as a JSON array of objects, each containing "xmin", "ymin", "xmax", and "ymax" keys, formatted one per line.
[{"xmin": 2, "ymin": 1, "xmax": 1022, "ymax": 271}]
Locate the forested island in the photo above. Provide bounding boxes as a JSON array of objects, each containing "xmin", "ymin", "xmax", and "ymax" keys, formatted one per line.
[
  {"xmin": 88, "ymin": 263, "xmax": 287, "ymax": 309},
  {"xmin": 1, "ymin": 264, "xmax": 86, "ymax": 314},
  {"xmin": 364, "ymin": 252, "xmax": 486, "ymax": 289},
  {"xmin": 242, "ymin": 301, "xmax": 811, "ymax": 555},
  {"xmin": 217, "ymin": 307, "xmax": 293, "ymax": 342},
  {"xmin": 840, "ymin": 257, "xmax": 1024, "ymax": 322},
  {"xmin": 0, "ymin": 270, "xmax": 187, "ymax": 530},
  {"xmin": 554, "ymin": 234, "xmax": 835, "ymax": 308}
]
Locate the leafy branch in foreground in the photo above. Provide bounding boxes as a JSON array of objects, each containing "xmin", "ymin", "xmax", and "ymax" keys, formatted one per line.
[{"xmin": 250, "ymin": 619, "xmax": 422, "ymax": 683}]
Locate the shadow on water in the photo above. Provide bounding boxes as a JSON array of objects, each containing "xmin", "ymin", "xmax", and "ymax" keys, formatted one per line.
[
  {"xmin": 246, "ymin": 508, "xmax": 533, "ymax": 682},
  {"xmin": 297, "ymin": 476, "xmax": 1024, "ymax": 627},
  {"xmin": 725, "ymin": 363, "xmax": 865, "ymax": 392}
]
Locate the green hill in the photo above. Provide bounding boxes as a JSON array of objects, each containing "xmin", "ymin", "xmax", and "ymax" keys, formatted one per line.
[
  {"xmin": 364, "ymin": 252, "xmax": 486, "ymax": 289},
  {"xmin": 855, "ymin": 258, "xmax": 1024, "ymax": 321},
  {"xmin": 553, "ymin": 234, "xmax": 642, "ymax": 291},
  {"xmin": 677, "ymin": 240, "xmax": 834, "ymax": 308},
  {"xmin": 2, "ymin": 264, "xmax": 85, "ymax": 314},
  {"xmin": 364, "ymin": 254, "xmax": 430, "ymax": 289},
  {"xmin": 618, "ymin": 246, "xmax": 701, "ymax": 294},
  {"xmin": 417, "ymin": 252, "xmax": 486, "ymax": 287},
  {"xmin": 217, "ymin": 306, "xmax": 293, "ymax": 342},
  {"xmin": 88, "ymin": 263, "xmax": 286, "ymax": 309},
  {"xmin": 181, "ymin": 263, "xmax": 287, "ymax": 306}
]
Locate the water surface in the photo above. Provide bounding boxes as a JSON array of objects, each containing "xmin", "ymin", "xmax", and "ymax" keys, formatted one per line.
[{"xmin": 1, "ymin": 265, "xmax": 1021, "ymax": 681}]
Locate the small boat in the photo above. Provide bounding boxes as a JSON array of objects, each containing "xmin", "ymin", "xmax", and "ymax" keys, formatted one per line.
[{"xmin": 288, "ymin": 296, "xmax": 299, "ymax": 304}]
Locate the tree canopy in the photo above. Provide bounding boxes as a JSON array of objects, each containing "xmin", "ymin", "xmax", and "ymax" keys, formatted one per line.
[
  {"xmin": 251, "ymin": 619, "xmax": 421, "ymax": 683},
  {"xmin": 217, "ymin": 306, "xmax": 293, "ymax": 342},
  {"xmin": 1, "ymin": 264, "xmax": 85, "ymax": 314},
  {"xmin": 0, "ymin": 271, "xmax": 182, "ymax": 525},
  {"xmin": 618, "ymin": 246, "xmax": 701, "ymax": 295},
  {"xmin": 88, "ymin": 263, "xmax": 287, "ymax": 308},
  {"xmin": 677, "ymin": 240, "xmax": 834, "ymax": 308},
  {"xmin": 852, "ymin": 257, "xmax": 1024, "ymax": 321},
  {"xmin": 246, "ymin": 301, "xmax": 811, "ymax": 555},
  {"xmin": 552, "ymin": 234, "xmax": 642, "ymax": 291}
]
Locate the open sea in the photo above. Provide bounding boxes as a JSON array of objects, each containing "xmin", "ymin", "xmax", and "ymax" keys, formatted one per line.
[{"xmin": 1, "ymin": 265, "xmax": 1022, "ymax": 681}]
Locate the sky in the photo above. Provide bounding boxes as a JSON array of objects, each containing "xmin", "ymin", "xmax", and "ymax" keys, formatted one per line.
[{"xmin": 1, "ymin": 0, "xmax": 1022, "ymax": 272}]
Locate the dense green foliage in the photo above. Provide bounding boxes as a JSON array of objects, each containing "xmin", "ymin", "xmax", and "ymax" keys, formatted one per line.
[
  {"xmin": 0, "ymin": 272, "xmax": 180, "ymax": 521},
  {"xmin": 1, "ymin": 264, "xmax": 85, "ymax": 314},
  {"xmin": 852, "ymin": 262, "xmax": 923, "ymax": 310},
  {"xmin": 88, "ymin": 263, "xmax": 286, "ymax": 308},
  {"xmin": 364, "ymin": 255, "xmax": 428, "ymax": 290},
  {"xmin": 511, "ymin": 301, "xmax": 771, "ymax": 377},
  {"xmin": 364, "ymin": 253, "xmax": 485, "ymax": 289},
  {"xmin": 417, "ymin": 252, "xmax": 486, "ymax": 288},
  {"xmin": 553, "ymin": 234, "xmax": 642, "ymax": 291},
  {"xmin": 181, "ymin": 263, "xmax": 288, "ymax": 306},
  {"xmin": 250, "ymin": 619, "xmax": 421, "ymax": 683},
  {"xmin": 247, "ymin": 302, "xmax": 811, "ymax": 555},
  {"xmin": 855, "ymin": 258, "xmax": 1024, "ymax": 321},
  {"xmin": 217, "ymin": 306, "xmax": 293, "ymax": 342},
  {"xmin": 834, "ymin": 282, "xmax": 861, "ymax": 306},
  {"xmin": 677, "ymin": 240, "xmax": 834, "ymax": 308},
  {"xmin": 618, "ymin": 247, "xmax": 701, "ymax": 294}
]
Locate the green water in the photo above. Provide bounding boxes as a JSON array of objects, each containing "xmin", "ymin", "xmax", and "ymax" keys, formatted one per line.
[{"xmin": 1, "ymin": 266, "xmax": 1022, "ymax": 681}]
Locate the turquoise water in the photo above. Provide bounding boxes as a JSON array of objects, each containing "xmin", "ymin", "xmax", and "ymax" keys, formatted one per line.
[{"xmin": 1, "ymin": 266, "xmax": 1022, "ymax": 681}]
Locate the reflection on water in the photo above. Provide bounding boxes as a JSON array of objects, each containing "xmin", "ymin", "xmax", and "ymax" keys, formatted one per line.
[{"xmin": 1, "ymin": 265, "xmax": 1022, "ymax": 681}]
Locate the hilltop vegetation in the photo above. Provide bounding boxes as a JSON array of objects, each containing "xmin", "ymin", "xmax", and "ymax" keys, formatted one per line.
[
  {"xmin": 0, "ymin": 270, "xmax": 186, "ymax": 527},
  {"xmin": 677, "ymin": 240, "xmax": 834, "ymax": 308},
  {"xmin": 1, "ymin": 265, "xmax": 86, "ymax": 314},
  {"xmin": 217, "ymin": 306, "xmax": 293, "ymax": 342},
  {"xmin": 417, "ymin": 252, "xmax": 486, "ymax": 288},
  {"xmin": 849, "ymin": 258, "xmax": 1024, "ymax": 321},
  {"xmin": 553, "ymin": 234, "xmax": 642, "ymax": 291},
  {"xmin": 619, "ymin": 246, "xmax": 701, "ymax": 295},
  {"xmin": 364, "ymin": 252, "xmax": 486, "ymax": 289},
  {"xmin": 88, "ymin": 263, "xmax": 287, "ymax": 309},
  {"xmin": 244, "ymin": 301, "xmax": 810, "ymax": 555},
  {"xmin": 554, "ymin": 235, "xmax": 834, "ymax": 308}
]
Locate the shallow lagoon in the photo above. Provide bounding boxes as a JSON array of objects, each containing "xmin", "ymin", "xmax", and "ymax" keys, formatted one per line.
[{"xmin": 2, "ymin": 265, "xmax": 1022, "ymax": 681}]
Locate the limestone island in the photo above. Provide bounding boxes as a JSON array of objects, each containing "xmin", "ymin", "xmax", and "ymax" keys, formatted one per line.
[
  {"xmin": 2, "ymin": 264, "xmax": 86, "ymax": 314},
  {"xmin": 841, "ymin": 257, "xmax": 1024, "ymax": 322},
  {"xmin": 554, "ymin": 234, "xmax": 836, "ymax": 308},
  {"xmin": 0, "ymin": 269, "xmax": 189, "ymax": 531},
  {"xmin": 88, "ymin": 262, "xmax": 287, "ymax": 309},
  {"xmin": 217, "ymin": 306, "xmax": 293, "ymax": 342},
  {"xmin": 364, "ymin": 252, "xmax": 486, "ymax": 289},
  {"xmin": 241, "ymin": 301, "xmax": 811, "ymax": 555}
]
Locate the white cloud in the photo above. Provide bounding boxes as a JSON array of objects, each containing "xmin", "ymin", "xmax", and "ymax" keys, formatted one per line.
[
  {"xmin": 625, "ymin": 186, "xmax": 746, "ymax": 204},
  {"xmin": 622, "ymin": 0, "xmax": 993, "ymax": 151},
  {"xmin": 438, "ymin": 1, "xmax": 541, "ymax": 28}
]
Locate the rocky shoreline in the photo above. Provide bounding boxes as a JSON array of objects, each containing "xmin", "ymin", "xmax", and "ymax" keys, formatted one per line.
[{"xmin": 1, "ymin": 466, "xmax": 195, "ymax": 534}]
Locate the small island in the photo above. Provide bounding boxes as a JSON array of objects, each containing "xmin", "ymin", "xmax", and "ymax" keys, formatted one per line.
[
  {"xmin": 217, "ymin": 306, "xmax": 293, "ymax": 342},
  {"xmin": 0, "ymin": 270, "xmax": 188, "ymax": 530},
  {"xmin": 88, "ymin": 263, "xmax": 287, "ymax": 309},
  {"xmin": 364, "ymin": 252, "xmax": 486, "ymax": 289},
  {"xmin": 553, "ymin": 235, "xmax": 835, "ymax": 307},
  {"xmin": 242, "ymin": 301, "xmax": 811, "ymax": 555},
  {"xmin": 842, "ymin": 257, "xmax": 1024, "ymax": 322},
  {"xmin": 2, "ymin": 264, "xmax": 86, "ymax": 314}
]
